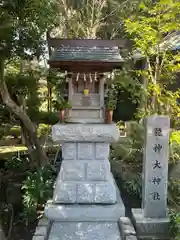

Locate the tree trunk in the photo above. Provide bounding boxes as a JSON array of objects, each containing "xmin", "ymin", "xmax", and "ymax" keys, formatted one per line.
[
  {"xmin": 140, "ymin": 60, "xmax": 148, "ymax": 111},
  {"xmin": 0, "ymin": 59, "xmax": 49, "ymax": 167},
  {"xmin": 47, "ymin": 31, "xmax": 53, "ymax": 113},
  {"xmin": 47, "ymin": 83, "xmax": 52, "ymax": 112},
  {"xmin": 21, "ymin": 122, "xmax": 48, "ymax": 167}
]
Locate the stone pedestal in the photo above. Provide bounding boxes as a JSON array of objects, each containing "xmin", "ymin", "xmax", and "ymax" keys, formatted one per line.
[
  {"xmin": 132, "ymin": 209, "xmax": 169, "ymax": 240},
  {"xmin": 132, "ymin": 115, "xmax": 170, "ymax": 239},
  {"xmin": 45, "ymin": 124, "xmax": 125, "ymax": 240}
]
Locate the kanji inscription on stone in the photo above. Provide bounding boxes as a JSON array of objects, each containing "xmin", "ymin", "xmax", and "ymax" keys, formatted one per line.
[
  {"xmin": 154, "ymin": 127, "xmax": 163, "ymax": 136},
  {"xmin": 153, "ymin": 160, "xmax": 161, "ymax": 169},
  {"xmin": 151, "ymin": 192, "xmax": 161, "ymax": 200},
  {"xmin": 142, "ymin": 115, "xmax": 170, "ymax": 218},
  {"xmin": 152, "ymin": 177, "xmax": 161, "ymax": 186}
]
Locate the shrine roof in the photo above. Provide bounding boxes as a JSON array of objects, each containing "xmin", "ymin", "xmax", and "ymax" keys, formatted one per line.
[
  {"xmin": 48, "ymin": 39, "xmax": 126, "ymax": 72},
  {"xmin": 50, "ymin": 46, "xmax": 124, "ymax": 62}
]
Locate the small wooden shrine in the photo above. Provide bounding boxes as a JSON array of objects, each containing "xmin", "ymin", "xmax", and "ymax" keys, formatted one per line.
[{"xmin": 48, "ymin": 39, "xmax": 125, "ymax": 123}]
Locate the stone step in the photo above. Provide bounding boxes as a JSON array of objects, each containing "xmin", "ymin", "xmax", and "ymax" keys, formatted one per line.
[
  {"xmin": 66, "ymin": 117, "xmax": 104, "ymax": 123},
  {"xmin": 48, "ymin": 222, "xmax": 122, "ymax": 240}
]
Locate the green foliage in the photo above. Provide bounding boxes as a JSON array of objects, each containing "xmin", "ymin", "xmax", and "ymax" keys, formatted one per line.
[
  {"xmin": 106, "ymin": 87, "xmax": 118, "ymax": 111},
  {"xmin": 111, "ymin": 122, "xmax": 144, "ymax": 197},
  {"xmin": 52, "ymin": 100, "xmax": 72, "ymax": 111},
  {"xmin": 0, "ymin": 125, "xmax": 21, "ymax": 139},
  {"xmin": 170, "ymin": 131, "xmax": 180, "ymax": 145},
  {"xmin": 124, "ymin": 0, "xmax": 180, "ymax": 125},
  {"xmin": 5, "ymin": 61, "xmax": 45, "ymax": 122},
  {"xmin": 0, "ymin": 125, "xmax": 9, "ymax": 140},
  {"xmin": 0, "ymin": 103, "xmax": 11, "ymax": 124},
  {"xmin": 36, "ymin": 111, "xmax": 59, "ymax": 125},
  {"xmin": 56, "ymin": 0, "xmax": 111, "ymax": 38},
  {"xmin": 55, "ymin": 0, "xmax": 144, "ymax": 39},
  {"xmin": 110, "ymin": 64, "xmax": 143, "ymax": 121},
  {"xmin": 169, "ymin": 209, "xmax": 180, "ymax": 240},
  {"xmin": 111, "ymin": 122, "xmax": 144, "ymax": 170},
  {"xmin": 21, "ymin": 167, "xmax": 54, "ymax": 224},
  {"xmin": 37, "ymin": 124, "xmax": 51, "ymax": 138},
  {"xmin": 47, "ymin": 70, "xmax": 64, "ymax": 87},
  {"xmin": 5, "ymin": 156, "xmax": 23, "ymax": 170},
  {"xmin": 0, "ymin": 0, "xmax": 58, "ymax": 59},
  {"xmin": 124, "ymin": 1, "xmax": 180, "ymax": 55},
  {"xmin": 168, "ymin": 179, "xmax": 180, "ymax": 210},
  {"xmin": 137, "ymin": 85, "xmax": 180, "ymax": 127},
  {"xmin": 8, "ymin": 126, "xmax": 21, "ymax": 138},
  {"xmin": 6, "ymin": 70, "xmax": 37, "ymax": 97},
  {"xmin": 123, "ymin": 173, "xmax": 142, "ymax": 199},
  {"xmin": 169, "ymin": 131, "xmax": 180, "ymax": 165},
  {"xmin": 5, "ymin": 155, "xmax": 30, "ymax": 173},
  {"xmin": 112, "ymin": 67, "xmax": 143, "ymax": 105}
]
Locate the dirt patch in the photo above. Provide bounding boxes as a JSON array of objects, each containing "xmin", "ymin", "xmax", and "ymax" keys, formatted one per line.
[{"xmin": 9, "ymin": 221, "xmax": 38, "ymax": 240}]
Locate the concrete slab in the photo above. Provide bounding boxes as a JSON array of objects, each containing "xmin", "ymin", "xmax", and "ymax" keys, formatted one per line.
[{"xmin": 48, "ymin": 222, "xmax": 122, "ymax": 240}]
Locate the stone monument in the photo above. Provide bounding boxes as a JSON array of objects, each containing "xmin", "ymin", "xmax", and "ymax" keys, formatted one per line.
[
  {"xmin": 44, "ymin": 39, "xmax": 126, "ymax": 240},
  {"xmin": 132, "ymin": 115, "xmax": 170, "ymax": 239}
]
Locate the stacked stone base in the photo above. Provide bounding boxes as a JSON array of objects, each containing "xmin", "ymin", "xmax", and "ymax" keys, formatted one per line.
[{"xmin": 45, "ymin": 124, "xmax": 126, "ymax": 240}]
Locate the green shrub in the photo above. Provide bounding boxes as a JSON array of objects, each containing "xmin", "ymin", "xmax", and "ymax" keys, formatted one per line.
[
  {"xmin": 170, "ymin": 131, "xmax": 180, "ymax": 145},
  {"xmin": 0, "ymin": 125, "xmax": 21, "ymax": 140},
  {"xmin": 37, "ymin": 124, "xmax": 51, "ymax": 138},
  {"xmin": 4, "ymin": 155, "xmax": 30, "ymax": 173},
  {"xmin": 170, "ymin": 131, "xmax": 180, "ymax": 165},
  {"xmin": 21, "ymin": 166, "xmax": 54, "ymax": 224},
  {"xmin": 36, "ymin": 111, "xmax": 59, "ymax": 124},
  {"xmin": 110, "ymin": 122, "xmax": 144, "ymax": 198},
  {"xmin": 111, "ymin": 121, "xmax": 144, "ymax": 172},
  {"xmin": 0, "ymin": 127, "xmax": 6, "ymax": 140},
  {"xmin": 5, "ymin": 156, "xmax": 23, "ymax": 170},
  {"xmin": 169, "ymin": 209, "xmax": 180, "ymax": 240},
  {"xmin": 123, "ymin": 173, "xmax": 142, "ymax": 199},
  {"xmin": 9, "ymin": 126, "xmax": 21, "ymax": 138},
  {"xmin": 168, "ymin": 179, "xmax": 180, "ymax": 210}
]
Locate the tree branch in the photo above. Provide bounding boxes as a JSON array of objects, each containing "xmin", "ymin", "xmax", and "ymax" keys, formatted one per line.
[
  {"xmin": 0, "ymin": 59, "xmax": 37, "ymax": 138},
  {"xmin": 146, "ymin": 56, "xmax": 154, "ymax": 83}
]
